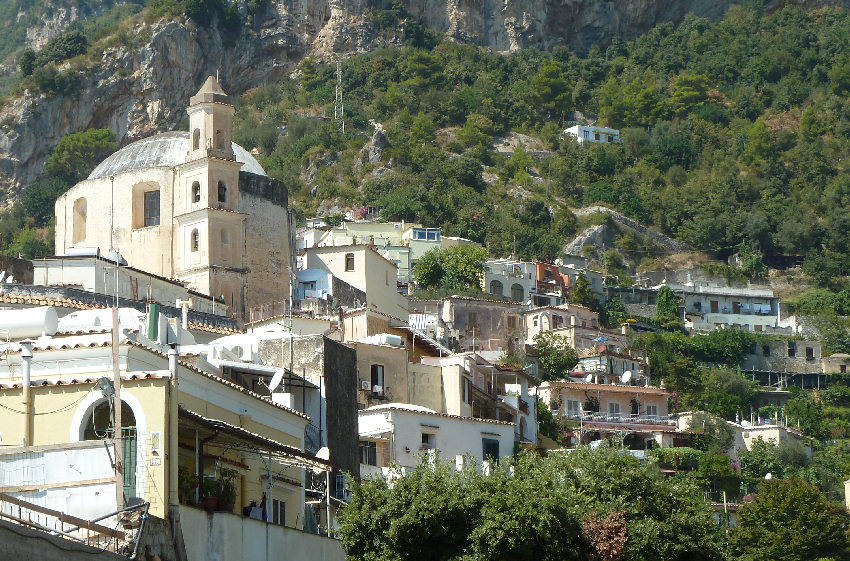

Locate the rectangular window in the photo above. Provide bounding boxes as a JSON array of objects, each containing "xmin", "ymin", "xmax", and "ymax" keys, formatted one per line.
[
  {"xmin": 271, "ymin": 499, "xmax": 285, "ymax": 526},
  {"xmin": 370, "ymin": 364, "xmax": 384, "ymax": 389},
  {"xmin": 335, "ymin": 474, "xmax": 349, "ymax": 501},
  {"xmin": 788, "ymin": 341, "xmax": 796, "ymax": 358},
  {"xmin": 710, "ymin": 300, "xmax": 719, "ymax": 313},
  {"xmin": 608, "ymin": 402, "xmax": 621, "ymax": 417},
  {"xmin": 421, "ymin": 432, "xmax": 435, "ymax": 450},
  {"xmin": 566, "ymin": 399, "xmax": 581, "ymax": 417},
  {"xmin": 645, "ymin": 405, "xmax": 658, "ymax": 418},
  {"xmin": 594, "ymin": 132, "xmax": 600, "ymax": 140},
  {"xmin": 413, "ymin": 229, "xmax": 426, "ymax": 240},
  {"xmin": 841, "ymin": 365, "xmax": 847, "ymax": 374},
  {"xmin": 607, "ymin": 135, "xmax": 613, "ymax": 142},
  {"xmin": 143, "ymin": 191, "xmax": 160, "ymax": 227},
  {"xmin": 463, "ymin": 378, "xmax": 471, "ymax": 404},
  {"xmin": 426, "ymin": 230, "xmax": 438, "ymax": 241},
  {"xmin": 583, "ymin": 130, "xmax": 590, "ymax": 139},
  {"xmin": 482, "ymin": 438, "xmax": 500, "ymax": 462},
  {"xmin": 806, "ymin": 347, "xmax": 814, "ymax": 359},
  {"xmin": 359, "ymin": 441, "xmax": 377, "ymax": 466},
  {"xmin": 507, "ymin": 315, "xmax": 517, "ymax": 330}
]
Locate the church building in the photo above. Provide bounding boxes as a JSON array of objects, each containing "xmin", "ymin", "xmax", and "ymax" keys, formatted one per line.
[{"xmin": 54, "ymin": 77, "xmax": 291, "ymax": 321}]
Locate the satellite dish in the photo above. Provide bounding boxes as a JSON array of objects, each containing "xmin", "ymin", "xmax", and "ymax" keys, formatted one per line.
[
  {"xmin": 584, "ymin": 374, "xmax": 593, "ymax": 383},
  {"xmin": 621, "ymin": 371, "xmax": 632, "ymax": 384},
  {"xmin": 268, "ymin": 369, "xmax": 284, "ymax": 393},
  {"xmin": 764, "ymin": 472, "xmax": 772, "ymax": 480}
]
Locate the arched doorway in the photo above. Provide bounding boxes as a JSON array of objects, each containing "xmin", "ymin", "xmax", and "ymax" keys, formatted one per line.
[{"xmin": 82, "ymin": 400, "xmax": 138, "ymax": 500}]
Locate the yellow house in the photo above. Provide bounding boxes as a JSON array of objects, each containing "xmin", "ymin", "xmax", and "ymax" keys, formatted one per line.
[{"xmin": 0, "ymin": 307, "xmax": 335, "ymax": 546}]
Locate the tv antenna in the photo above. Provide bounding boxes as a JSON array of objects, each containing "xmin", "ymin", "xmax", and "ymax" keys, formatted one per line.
[{"xmin": 334, "ymin": 59, "xmax": 344, "ymax": 134}]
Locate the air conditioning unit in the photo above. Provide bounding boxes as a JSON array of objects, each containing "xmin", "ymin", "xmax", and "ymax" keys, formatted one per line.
[
  {"xmin": 372, "ymin": 385, "xmax": 384, "ymax": 396},
  {"xmin": 360, "ymin": 380, "xmax": 370, "ymax": 391}
]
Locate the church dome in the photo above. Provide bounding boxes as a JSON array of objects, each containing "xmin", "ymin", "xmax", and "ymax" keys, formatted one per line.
[{"xmin": 87, "ymin": 131, "xmax": 267, "ymax": 180}]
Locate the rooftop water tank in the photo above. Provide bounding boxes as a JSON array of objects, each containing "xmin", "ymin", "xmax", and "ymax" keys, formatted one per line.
[{"xmin": 0, "ymin": 306, "xmax": 59, "ymax": 339}]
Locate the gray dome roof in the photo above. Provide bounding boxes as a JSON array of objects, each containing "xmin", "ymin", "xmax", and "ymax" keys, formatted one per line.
[{"xmin": 87, "ymin": 131, "xmax": 266, "ymax": 180}]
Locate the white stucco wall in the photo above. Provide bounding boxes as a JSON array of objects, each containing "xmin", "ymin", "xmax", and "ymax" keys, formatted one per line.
[
  {"xmin": 359, "ymin": 407, "xmax": 514, "ymax": 470},
  {"xmin": 179, "ymin": 506, "xmax": 344, "ymax": 561}
]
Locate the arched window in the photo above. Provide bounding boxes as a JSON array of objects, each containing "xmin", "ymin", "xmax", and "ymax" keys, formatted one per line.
[
  {"xmin": 511, "ymin": 284, "xmax": 523, "ymax": 302},
  {"xmin": 72, "ymin": 197, "xmax": 87, "ymax": 243},
  {"xmin": 192, "ymin": 181, "xmax": 201, "ymax": 203},
  {"xmin": 217, "ymin": 181, "xmax": 227, "ymax": 203},
  {"xmin": 192, "ymin": 129, "xmax": 200, "ymax": 150},
  {"xmin": 345, "ymin": 252, "xmax": 355, "ymax": 272},
  {"xmin": 490, "ymin": 280, "xmax": 503, "ymax": 297},
  {"xmin": 82, "ymin": 399, "xmax": 137, "ymax": 499},
  {"xmin": 191, "ymin": 229, "xmax": 199, "ymax": 252}
]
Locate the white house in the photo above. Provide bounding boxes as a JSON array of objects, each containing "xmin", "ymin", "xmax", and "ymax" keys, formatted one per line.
[
  {"xmin": 563, "ymin": 125, "xmax": 620, "ymax": 145},
  {"xmin": 358, "ymin": 403, "xmax": 515, "ymax": 478}
]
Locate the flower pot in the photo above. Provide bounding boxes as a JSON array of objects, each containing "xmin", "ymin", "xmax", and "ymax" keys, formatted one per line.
[{"xmin": 201, "ymin": 496, "xmax": 219, "ymax": 512}]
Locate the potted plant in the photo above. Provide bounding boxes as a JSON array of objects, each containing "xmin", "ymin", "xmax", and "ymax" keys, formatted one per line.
[
  {"xmin": 178, "ymin": 465, "xmax": 198, "ymax": 505},
  {"xmin": 217, "ymin": 468, "xmax": 238, "ymax": 512},
  {"xmin": 201, "ymin": 477, "xmax": 219, "ymax": 511}
]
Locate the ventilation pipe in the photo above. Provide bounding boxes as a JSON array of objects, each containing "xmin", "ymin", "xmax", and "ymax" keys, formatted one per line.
[
  {"xmin": 19, "ymin": 340, "xmax": 34, "ymax": 446},
  {"xmin": 167, "ymin": 345, "xmax": 179, "ymax": 506},
  {"xmin": 175, "ymin": 299, "xmax": 192, "ymax": 330}
]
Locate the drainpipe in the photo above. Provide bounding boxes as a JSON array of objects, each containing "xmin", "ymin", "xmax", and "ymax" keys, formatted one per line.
[
  {"xmin": 20, "ymin": 340, "xmax": 34, "ymax": 446},
  {"xmin": 167, "ymin": 345, "xmax": 179, "ymax": 506}
]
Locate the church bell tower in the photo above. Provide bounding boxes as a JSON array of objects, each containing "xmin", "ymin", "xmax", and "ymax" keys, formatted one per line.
[{"xmin": 174, "ymin": 76, "xmax": 247, "ymax": 320}]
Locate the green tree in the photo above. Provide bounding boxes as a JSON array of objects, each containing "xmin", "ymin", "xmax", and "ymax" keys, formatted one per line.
[
  {"xmin": 20, "ymin": 177, "xmax": 69, "ymax": 226},
  {"xmin": 568, "ymin": 273, "xmax": 595, "ymax": 308},
  {"xmin": 530, "ymin": 61, "xmax": 572, "ymax": 121},
  {"xmin": 668, "ymin": 74, "xmax": 709, "ymax": 117},
  {"xmin": 19, "ymin": 49, "xmax": 35, "ymax": 76},
  {"xmin": 6, "ymin": 228, "xmax": 51, "ymax": 259},
  {"xmin": 441, "ymin": 244, "xmax": 488, "ymax": 290},
  {"xmin": 413, "ymin": 245, "xmax": 488, "ymax": 292},
  {"xmin": 533, "ymin": 331, "xmax": 579, "ymax": 381},
  {"xmin": 785, "ymin": 391, "xmax": 826, "ymax": 439},
  {"xmin": 732, "ymin": 478, "xmax": 850, "ymax": 561},
  {"xmin": 412, "ymin": 247, "xmax": 443, "ymax": 288},
  {"xmin": 739, "ymin": 437, "xmax": 786, "ymax": 480},
  {"xmin": 338, "ymin": 446, "xmax": 725, "ymax": 561},
  {"xmin": 45, "ymin": 128, "xmax": 117, "ymax": 183},
  {"xmin": 655, "ymin": 285, "xmax": 679, "ymax": 321}
]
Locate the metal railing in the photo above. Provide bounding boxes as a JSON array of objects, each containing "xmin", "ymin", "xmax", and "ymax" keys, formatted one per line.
[{"xmin": 561, "ymin": 411, "xmax": 676, "ymax": 426}]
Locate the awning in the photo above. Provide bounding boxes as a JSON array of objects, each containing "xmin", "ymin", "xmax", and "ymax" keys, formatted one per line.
[{"xmin": 178, "ymin": 407, "xmax": 334, "ymax": 470}]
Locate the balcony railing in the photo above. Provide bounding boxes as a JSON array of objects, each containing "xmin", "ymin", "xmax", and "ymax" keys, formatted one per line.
[{"xmin": 561, "ymin": 411, "xmax": 676, "ymax": 427}]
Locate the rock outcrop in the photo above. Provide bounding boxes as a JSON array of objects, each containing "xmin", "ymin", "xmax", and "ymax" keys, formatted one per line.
[{"xmin": 567, "ymin": 205, "xmax": 689, "ymax": 255}]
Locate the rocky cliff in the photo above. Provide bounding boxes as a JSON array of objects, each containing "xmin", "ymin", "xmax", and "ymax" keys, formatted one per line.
[{"xmin": 1, "ymin": 0, "xmax": 847, "ymax": 199}]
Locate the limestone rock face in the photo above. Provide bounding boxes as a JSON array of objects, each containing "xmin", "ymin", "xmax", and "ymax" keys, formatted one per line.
[{"xmin": 2, "ymin": 0, "xmax": 849, "ymax": 199}]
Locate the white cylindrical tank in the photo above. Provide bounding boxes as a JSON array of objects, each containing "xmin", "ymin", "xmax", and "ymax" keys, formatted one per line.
[
  {"xmin": 379, "ymin": 334, "xmax": 403, "ymax": 347},
  {"xmin": 0, "ymin": 306, "xmax": 59, "ymax": 339}
]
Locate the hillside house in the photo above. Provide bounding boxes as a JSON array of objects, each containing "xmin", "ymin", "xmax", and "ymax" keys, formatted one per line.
[{"xmin": 563, "ymin": 125, "xmax": 620, "ymax": 144}]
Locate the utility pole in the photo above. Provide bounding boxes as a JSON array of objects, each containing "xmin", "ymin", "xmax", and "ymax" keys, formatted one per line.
[{"xmin": 335, "ymin": 60, "xmax": 344, "ymax": 135}]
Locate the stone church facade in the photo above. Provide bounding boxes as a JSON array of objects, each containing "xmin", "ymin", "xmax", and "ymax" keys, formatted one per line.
[{"xmin": 54, "ymin": 77, "xmax": 291, "ymax": 320}]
